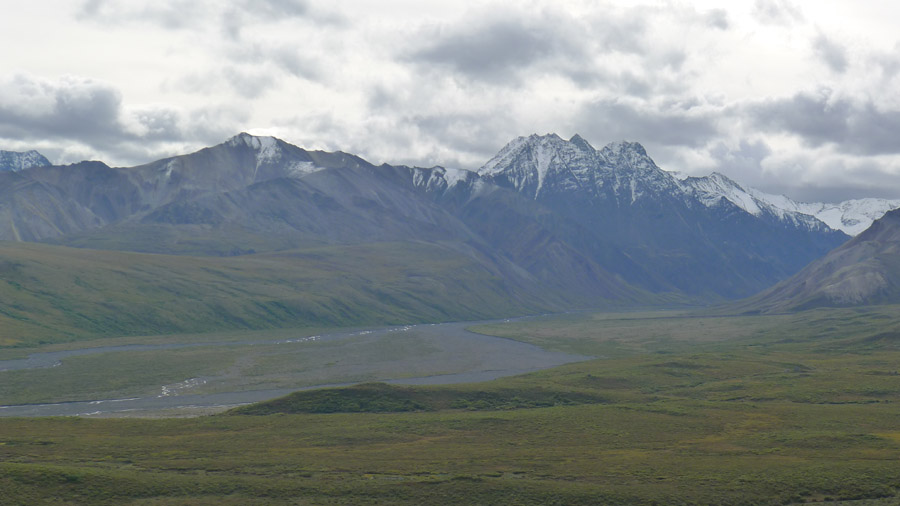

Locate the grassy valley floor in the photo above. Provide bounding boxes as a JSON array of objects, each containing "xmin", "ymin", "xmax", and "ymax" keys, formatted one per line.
[{"xmin": 2, "ymin": 306, "xmax": 900, "ymax": 504}]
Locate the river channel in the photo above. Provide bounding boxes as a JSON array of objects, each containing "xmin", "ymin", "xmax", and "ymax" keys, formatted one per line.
[{"xmin": 0, "ymin": 318, "xmax": 590, "ymax": 417}]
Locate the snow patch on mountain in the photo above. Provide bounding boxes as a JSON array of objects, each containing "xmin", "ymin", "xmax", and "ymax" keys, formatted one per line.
[
  {"xmin": 411, "ymin": 166, "xmax": 477, "ymax": 194},
  {"xmin": 779, "ymin": 198, "xmax": 900, "ymax": 236},
  {"xmin": 160, "ymin": 158, "xmax": 179, "ymax": 180},
  {"xmin": 228, "ymin": 133, "xmax": 280, "ymax": 163},
  {"xmin": 677, "ymin": 170, "xmax": 900, "ymax": 236},
  {"xmin": 479, "ymin": 134, "xmax": 685, "ymax": 204},
  {"xmin": 441, "ymin": 167, "xmax": 472, "ymax": 188},
  {"xmin": 286, "ymin": 161, "xmax": 318, "ymax": 178},
  {"xmin": 679, "ymin": 173, "xmax": 836, "ymax": 232},
  {"xmin": 478, "ymin": 135, "xmax": 532, "ymax": 176},
  {"xmin": 0, "ymin": 149, "xmax": 51, "ymax": 172},
  {"xmin": 227, "ymin": 132, "xmax": 323, "ymax": 178},
  {"xmin": 254, "ymin": 136, "xmax": 280, "ymax": 164},
  {"xmin": 680, "ymin": 173, "xmax": 762, "ymax": 215},
  {"xmin": 479, "ymin": 133, "xmax": 594, "ymax": 197}
]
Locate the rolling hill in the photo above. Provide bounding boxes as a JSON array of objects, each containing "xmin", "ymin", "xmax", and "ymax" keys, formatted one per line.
[{"xmin": 730, "ymin": 208, "xmax": 900, "ymax": 313}]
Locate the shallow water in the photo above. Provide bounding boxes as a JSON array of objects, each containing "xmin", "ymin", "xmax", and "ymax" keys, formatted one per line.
[{"xmin": 0, "ymin": 318, "xmax": 590, "ymax": 417}]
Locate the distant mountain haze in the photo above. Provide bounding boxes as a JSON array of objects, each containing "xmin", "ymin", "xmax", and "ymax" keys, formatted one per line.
[
  {"xmin": 730, "ymin": 209, "xmax": 900, "ymax": 313},
  {"xmin": 1, "ymin": 133, "xmax": 895, "ymax": 307}
]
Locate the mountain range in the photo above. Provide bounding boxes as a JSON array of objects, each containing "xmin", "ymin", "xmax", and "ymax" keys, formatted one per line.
[
  {"xmin": 467, "ymin": 134, "xmax": 848, "ymax": 297},
  {"xmin": 674, "ymin": 170, "xmax": 900, "ymax": 236},
  {"xmin": 1, "ymin": 132, "xmax": 898, "ymax": 340}
]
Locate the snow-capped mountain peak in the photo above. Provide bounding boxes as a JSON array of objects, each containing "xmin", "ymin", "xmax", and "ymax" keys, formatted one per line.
[
  {"xmin": 0, "ymin": 149, "xmax": 52, "ymax": 172},
  {"xmin": 478, "ymin": 134, "xmax": 686, "ymax": 203},
  {"xmin": 225, "ymin": 132, "xmax": 321, "ymax": 178},
  {"xmin": 477, "ymin": 133, "xmax": 602, "ymax": 198},
  {"xmin": 226, "ymin": 132, "xmax": 281, "ymax": 162},
  {"xmin": 677, "ymin": 172, "xmax": 837, "ymax": 233},
  {"xmin": 478, "ymin": 133, "xmax": 565, "ymax": 175},
  {"xmin": 675, "ymin": 170, "xmax": 900, "ymax": 236},
  {"xmin": 782, "ymin": 197, "xmax": 900, "ymax": 236}
]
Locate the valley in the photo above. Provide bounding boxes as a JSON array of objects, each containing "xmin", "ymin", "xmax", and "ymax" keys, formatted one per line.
[
  {"xmin": 2, "ymin": 306, "xmax": 899, "ymax": 504},
  {"xmin": 6, "ymin": 0, "xmax": 900, "ymax": 501},
  {"xmin": 2, "ymin": 133, "xmax": 900, "ymax": 504},
  {"xmin": 0, "ymin": 317, "xmax": 588, "ymax": 416}
]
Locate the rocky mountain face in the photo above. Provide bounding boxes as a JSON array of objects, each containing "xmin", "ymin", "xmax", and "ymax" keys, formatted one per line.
[
  {"xmin": 462, "ymin": 134, "xmax": 849, "ymax": 298},
  {"xmin": 0, "ymin": 150, "xmax": 50, "ymax": 172},
  {"xmin": 0, "ymin": 133, "xmax": 859, "ymax": 305},
  {"xmin": 675, "ymin": 171, "xmax": 900, "ymax": 236},
  {"xmin": 732, "ymin": 209, "xmax": 900, "ymax": 313}
]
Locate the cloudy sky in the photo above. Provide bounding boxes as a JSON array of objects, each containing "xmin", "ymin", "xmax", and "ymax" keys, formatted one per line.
[{"xmin": 2, "ymin": 0, "xmax": 899, "ymax": 202}]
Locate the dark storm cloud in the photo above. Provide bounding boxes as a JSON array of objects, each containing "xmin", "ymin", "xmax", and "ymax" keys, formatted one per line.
[
  {"xmin": 813, "ymin": 34, "xmax": 848, "ymax": 74},
  {"xmin": 406, "ymin": 8, "xmax": 650, "ymax": 86},
  {"xmin": 751, "ymin": 91, "xmax": 900, "ymax": 156},
  {"xmin": 0, "ymin": 74, "xmax": 245, "ymax": 165},
  {"xmin": 763, "ymin": 159, "xmax": 900, "ymax": 203},
  {"xmin": 410, "ymin": 112, "xmax": 515, "ymax": 162},
  {"xmin": 574, "ymin": 99, "xmax": 719, "ymax": 148},
  {"xmin": 707, "ymin": 139, "xmax": 774, "ymax": 191},
  {"xmin": 711, "ymin": 139, "xmax": 772, "ymax": 174},
  {"xmin": 0, "ymin": 75, "xmax": 123, "ymax": 144},
  {"xmin": 409, "ymin": 18, "xmax": 584, "ymax": 84}
]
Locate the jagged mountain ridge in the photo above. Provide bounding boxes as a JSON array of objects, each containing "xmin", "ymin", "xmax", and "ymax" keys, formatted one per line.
[
  {"xmin": 0, "ymin": 132, "xmax": 855, "ymax": 303},
  {"xmin": 3, "ymin": 133, "xmax": 647, "ymax": 308},
  {"xmin": 675, "ymin": 171, "xmax": 900, "ymax": 236},
  {"xmin": 463, "ymin": 133, "xmax": 849, "ymax": 298},
  {"xmin": 0, "ymin": 149, "xmax": 51, "ymax": 172},
  {"xmin": 677, "ymin": 172, "xmax": 832, "ymax": 234}
]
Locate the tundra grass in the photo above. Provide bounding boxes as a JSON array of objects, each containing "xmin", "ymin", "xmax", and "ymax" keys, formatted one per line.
[
  {"xmin": 3, "ymin": 307, "xmax": 900, "ymax": 504},
  {"xmin": 0, "ymin": 240, "xmax": 551, "ymax": 348}
]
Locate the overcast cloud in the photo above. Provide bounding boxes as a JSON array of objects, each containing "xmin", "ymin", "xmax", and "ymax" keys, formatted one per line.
[{"xmin": 1, "ymin": 0, "xmax": 900, "ymax": 202}]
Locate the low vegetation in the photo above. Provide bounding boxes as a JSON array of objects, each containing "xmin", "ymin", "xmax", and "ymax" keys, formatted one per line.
[
  {"xmin": 0, "ymin": 240, "xmax": 550, "ymax": 347},
  {"xmin": 3, "ymin": 306, "xmax": 900, "ymax": 504},
  {"xmin": 231, "ymin": 381, "xmax": 607, "ymax": 415}
]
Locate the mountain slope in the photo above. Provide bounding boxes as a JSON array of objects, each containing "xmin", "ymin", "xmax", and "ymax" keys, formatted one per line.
[
  {"xmin": 786, "ymin": 198, "xmax": 900, "ymax": 236},
  {"xmin": 675, "ymin": 171, "xmax": 900, "ymax": 236},
  {"xmin": 0, "ymin": 132, "xmax": 857, "ymax": 310},
  {"xmin": 677, "ymin": 172, "xmax": 832, "ymax": 233},
  {"xmin": 475, "ymin": 134, "xmax": 849, "ymax": 298},
  {"xmin": 407, "ymin": 165, "xmax": 653, "ymax": 302},
  {"xmin": 0, "ymin": 135, "xmax": 661, "ymax": 343},
  {"xmin": 732, "ymin": 209, "xmax": 900, "ymax": 313},
  {"xmin": 0, "ymin": 240, "xmax": 563, "ymax": 347}
]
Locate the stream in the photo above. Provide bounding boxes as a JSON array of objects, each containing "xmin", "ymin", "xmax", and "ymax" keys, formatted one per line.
[{"xmin": 0, "ymin": 318, "xmax": 590, "ymax": 417}]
